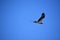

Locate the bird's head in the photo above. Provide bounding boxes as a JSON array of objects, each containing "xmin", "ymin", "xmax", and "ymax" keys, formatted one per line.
[{"xmin": 42, "ymin": 12, "xmax": 45, "ymax": 15}]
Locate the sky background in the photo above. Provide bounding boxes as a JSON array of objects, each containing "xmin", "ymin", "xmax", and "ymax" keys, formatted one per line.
[{"xmin": 0, "ymin": 0, "xmax": 60, "ymax": 40}]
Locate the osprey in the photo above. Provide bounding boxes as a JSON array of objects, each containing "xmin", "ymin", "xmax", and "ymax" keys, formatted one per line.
[{"xmin": 33, "ymin": 12, "xmax": 45, "ymax": 24}]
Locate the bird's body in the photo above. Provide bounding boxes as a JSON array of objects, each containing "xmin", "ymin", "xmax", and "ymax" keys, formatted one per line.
[{"xmin": 33, "ymin": 12, "xmax": 45, "ymax": 24}]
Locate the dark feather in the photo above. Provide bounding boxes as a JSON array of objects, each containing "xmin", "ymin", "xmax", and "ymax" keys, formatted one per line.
[{"xmin": 38, "ymin": 13, "xmax": 45, "ymax": 22}]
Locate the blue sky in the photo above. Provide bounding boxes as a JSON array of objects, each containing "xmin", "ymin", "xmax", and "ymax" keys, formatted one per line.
[{"xmin": 0, "ymin": 0, "xmax": 60, "ymax": 40}]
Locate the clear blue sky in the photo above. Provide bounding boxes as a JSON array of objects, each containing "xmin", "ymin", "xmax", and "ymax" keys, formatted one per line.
[{"xmin": 0, "ymin": 0, "xmax": 60, "ymax": 40}]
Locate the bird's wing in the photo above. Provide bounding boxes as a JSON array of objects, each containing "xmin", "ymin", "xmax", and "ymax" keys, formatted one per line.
[{"xmin": 37, "ymin": 13, "xmax": 45, "ymax": 22}]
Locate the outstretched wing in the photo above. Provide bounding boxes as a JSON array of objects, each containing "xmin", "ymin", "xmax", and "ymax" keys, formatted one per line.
[{"xmin": 37, "ymin": 13, "xmax": 45, "ymax": 22}]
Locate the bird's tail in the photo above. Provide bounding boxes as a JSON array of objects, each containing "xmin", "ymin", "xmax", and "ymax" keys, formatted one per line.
[{"xmin": 33, "ymin": 21, "xmax": 38, "ymax": 23}]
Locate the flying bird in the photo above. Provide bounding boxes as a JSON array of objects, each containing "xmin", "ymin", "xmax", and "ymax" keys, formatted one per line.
[{"xmin": 33, "ymin": 12, "xmax": 45, "ymax": 24}]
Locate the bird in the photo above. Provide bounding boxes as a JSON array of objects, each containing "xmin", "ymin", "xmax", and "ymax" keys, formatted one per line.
[{"xmin": 33, "ymin": 12, "xmax": 45, "ymax": 24}]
